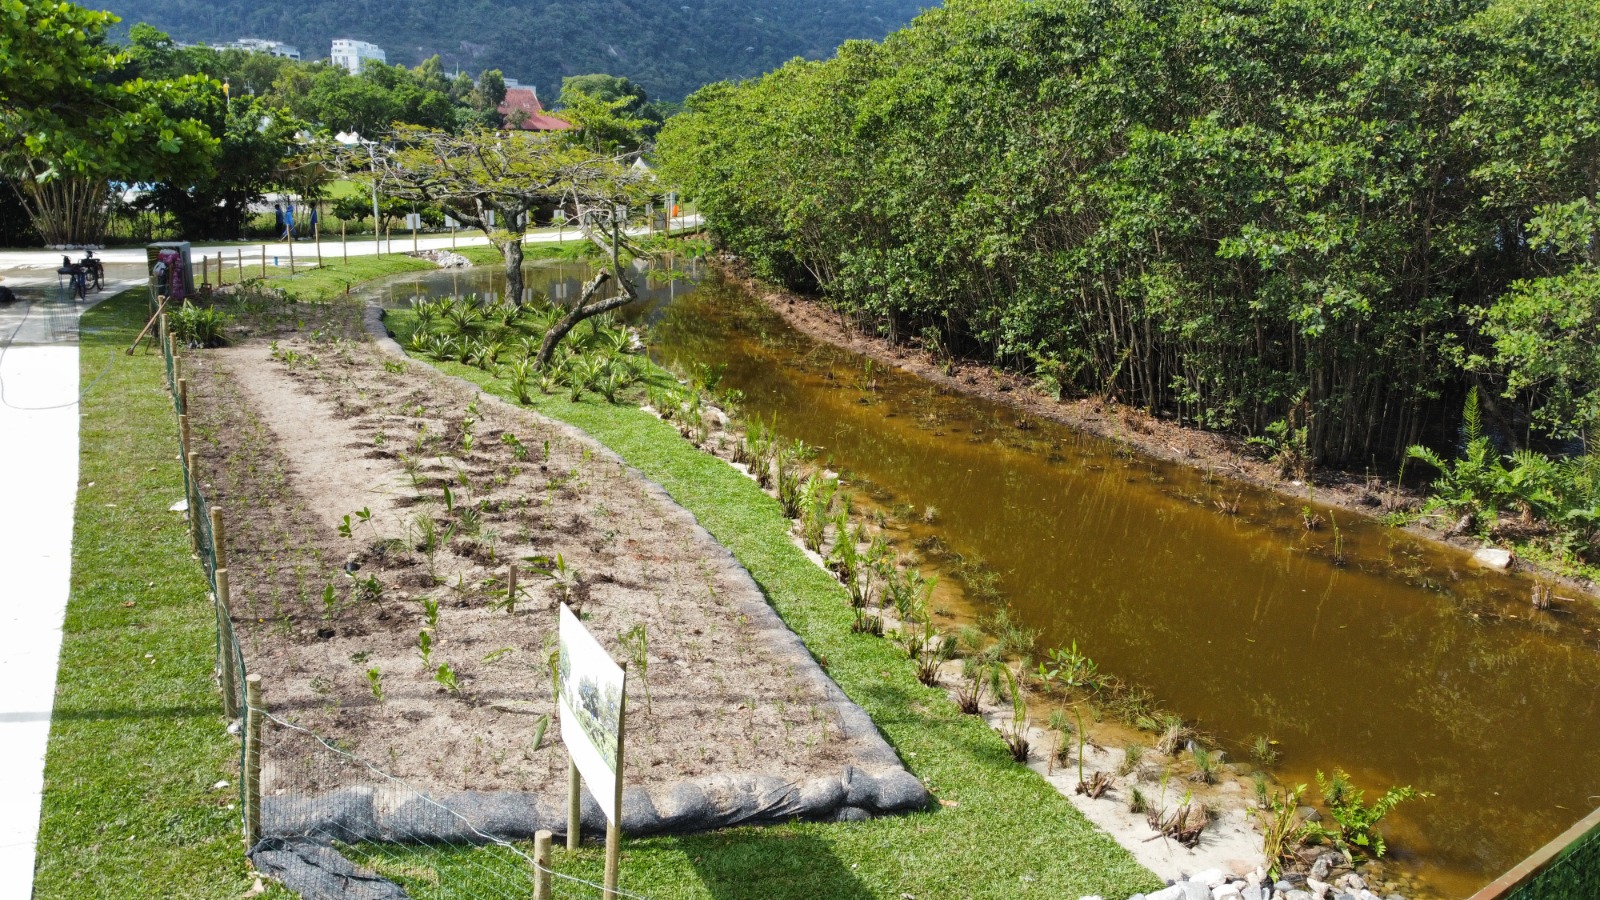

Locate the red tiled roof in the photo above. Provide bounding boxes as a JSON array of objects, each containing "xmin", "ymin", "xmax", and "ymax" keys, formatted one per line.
[{"xmin": 498, "ymin": 88, "xmax": 572, "ymax": 132}]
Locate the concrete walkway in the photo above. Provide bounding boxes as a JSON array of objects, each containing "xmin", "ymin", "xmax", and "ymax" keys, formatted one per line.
[{"xmin": 0, "ymin": 276, "xmax": 135, "ymax": 900}]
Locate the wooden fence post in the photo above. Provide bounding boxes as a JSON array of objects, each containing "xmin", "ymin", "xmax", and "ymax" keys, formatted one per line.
[
  {"xmin": 567, "ymin": 760, "xmax": 581, "ymax": 852},
  {"xmin": 215, "ymin": 567, "xmax": 240, "ymax": 720},
  {"xmin": 533, "ymin": 830, "xmax": 553, "ymax": 900},
  {"xmin": 244, "ymin": 674, "xmax": 263, "ymax": 848},
  {"xmin": 287, "ymin": 236, "xmax": 295, "ymax": 274},
  {"xmin": 603, "ymin": 663, "xmax": 628, "ymax": 898},
  {"xmin": 177, "ymin": 377, "xmax": 188, "ymax": 415},
  {"xmin": 315, "ymin": 221, "xmax": 323, "ymax": 266},
  {"xmin": 342, "ymin": 222, "xmax": 348, "ymax": 264},
  {"xmin": 237, "ymin": 249, "xmax": 243, "ymax": 283},
  {"xmin": 260, "ymin": 245, "xmax": 267, "ymax": 278},
  {"xmin": 186, "ymin": 450, "xmax": 200, "ymax": 553}
]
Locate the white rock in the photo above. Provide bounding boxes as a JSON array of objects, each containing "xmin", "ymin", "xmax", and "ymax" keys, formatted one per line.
[
  {"xmin": 169, "ymin": 498, "xmax": 188, "ymax": 512},
  {"xmin": 1305, "ymin": 878, "xmax": 1330, "ymax": 899},
  {"xmin": 1148, "ymin": 887, "xmax": 1184, "ymax": 900},
  {"xmin": 1180, "ymin": 883, "xmax": 1212, "ymax": 900},
  {"xmin": 1471, "ymin": 547, "xmax": 1514, "ymax": 570},
  {"xmin": 1214, "ymin": 885, "xmax": 1243, "ymax": 900},
  {"xmin": 1191, "ymin": 869, "xmax": 1226, "ymax": 889}
]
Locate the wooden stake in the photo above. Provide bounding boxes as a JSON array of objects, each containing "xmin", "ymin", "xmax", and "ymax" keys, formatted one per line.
[
  {"xmin": 287, "ymin": 235, "xmax": 295, "ymax": 274},
  {"xmin": 216, "ymin": 567, "xmax": 239, "ymax": 720},
  {"xmin": 260, "ymin": 245, "xmax": 267, "ymax": 278},
  {"xmin": 567, "ymin": 760, "xmax": 581, "ymax": 852},
  {"xmin": 201, "ymin": 254, "xmax": 209, "ymax": 287},
  {"xmin": 508, "ymin": 563, "xmax": 517, "ymax": 611},
  {"xmin": 177, "ymin": 377, "xmax": 188, "ymax": 415},
  {"xmin": 533, "ymin": 830, "xmax": 553, "ymax": 900},
  {"xmin": 342, "ymin": 222, "xmax": 348, "ymax": 263},
  {"xmin": 604, "ymin": 663, "xmax": 629, "ymax": 898},
  {"xmin": 412, "ymin": 223, "xmax": 418, "ymax": 254},
  {"xmin": 179, "ymin": 413, "xmax": 191, "ymax": 459},
  {"xmin": 244, "ymin": 674, "xmax": 263, "ymax": 848},
  {"xmin": 186, "ymin": 451, "xmax": 200, "ymax": 553},
  {"xmin": 210, "ymin": 505, "xmax": 227, "ymax": 572},
  {"xmin": 315, "ymin": 221, "xmax": 323, "ymax": 265},
  {"xmin": 237, "ymin": 248, "xmax": 243, "ymax": 283}
]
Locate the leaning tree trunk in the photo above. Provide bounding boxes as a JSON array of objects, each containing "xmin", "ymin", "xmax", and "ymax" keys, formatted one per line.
[{"xmin": 532, "ymin": 218, "xmax": 641, "ymax": 369}]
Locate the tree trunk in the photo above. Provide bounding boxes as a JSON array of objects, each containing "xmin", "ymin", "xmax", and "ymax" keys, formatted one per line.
[
  {"xmin": 499, "ymin": 234, "xmax": 525, "ymax": 305},
  {"xmin": 532, "ymin": 218, "xmax": 641, "ymax": 369}
]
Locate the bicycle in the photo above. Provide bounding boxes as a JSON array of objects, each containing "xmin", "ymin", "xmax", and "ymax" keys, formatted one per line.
[
  {"xmin": 58, "ymin": 256, "xmax": 87, "ymax": 300},
  {"xmin": 78, "ymin": 251, "xmax": 104, "ymax": 292}
]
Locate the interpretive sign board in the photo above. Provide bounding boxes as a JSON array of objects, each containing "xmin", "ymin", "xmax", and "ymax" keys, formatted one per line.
[{"xmin": 558, "ymin": 603, "xmax": 627, "ymax": 823}]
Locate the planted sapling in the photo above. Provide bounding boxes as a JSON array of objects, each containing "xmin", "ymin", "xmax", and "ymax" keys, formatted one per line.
[
  {"xmin": 435, "ymin": 662, "xmax": 460, "ymax": 695},
  {"xmin": 619, "ymin": 624, "xmax": 651, "ymax": 715},
  {"xmin": 367, "ymin": 667, "xmax": 385, "ymax": 704}
]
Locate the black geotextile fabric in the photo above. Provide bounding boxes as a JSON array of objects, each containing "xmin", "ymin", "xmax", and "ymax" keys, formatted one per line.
[
  {"xmin": 1507, "ymin": 826, "xmax": 1600, "ymax": 900},
  {"xmin": 251, "ymin": 838, "xmax": 410, "ymax": 900}
]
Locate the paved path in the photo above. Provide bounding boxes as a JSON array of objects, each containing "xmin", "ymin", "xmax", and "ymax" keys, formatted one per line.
[
  {"xmin": 0, "ymin": 218, "xmax": 702, "ymax": 274},
  {"xmin": 0, "ymin": 277, "xmax": 137, "ymax": 900}
]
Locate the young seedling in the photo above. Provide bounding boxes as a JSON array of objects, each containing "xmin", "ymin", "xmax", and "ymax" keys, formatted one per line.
[
  {"xmin": 435, "ymin": 662, "xmax": 460, "ymax": 696},
  {"xmin": 421, "ymin": 596, "xmax": 440, "ymax": 630},
  {"xmin": 367, "ymin": 667, "xmax": 385, "ymax": 704},
  {"xmin": 619, "ymin": 623, "xmax": 651, "ymax": 715},
  {"xmin": 418, "ymin": 630, "xmax": 433, "ymax": 669}
]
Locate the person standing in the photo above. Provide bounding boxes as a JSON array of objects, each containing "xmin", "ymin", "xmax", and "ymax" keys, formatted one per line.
[
  {"xmin": 273, "ymin": 203, "xmax": 284, "ymax": 238},
  {"xmin": 282, "ymin": 202, "xmax": 296, "ymax": 241}
]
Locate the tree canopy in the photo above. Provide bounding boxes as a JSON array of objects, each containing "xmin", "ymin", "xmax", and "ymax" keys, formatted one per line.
[
  {"xmin": 2, "ymin": 2, "xmax": 216, "ymax": 242},
  {"xmin": 660, "ymin": 0, "xmax": 1600, "ymax": 466}
]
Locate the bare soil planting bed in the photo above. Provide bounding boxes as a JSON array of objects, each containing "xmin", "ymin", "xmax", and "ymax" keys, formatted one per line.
[{"xmin": 182, "ymin": 299, "xmax": 897, "ymax": 809}]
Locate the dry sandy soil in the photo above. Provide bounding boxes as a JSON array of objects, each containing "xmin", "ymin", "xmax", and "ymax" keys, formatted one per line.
[{"xmin": 182, "ymin": 301, "xmax": 864, "ymax": 799}]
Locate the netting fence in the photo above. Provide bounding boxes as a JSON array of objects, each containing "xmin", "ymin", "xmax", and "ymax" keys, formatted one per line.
[
  {"xmin": 153, "ymin": 290, "xmax": 642, "ymax": 899},
  {"xmin": 1474, "ymin": 806, "xmax": 1600, "ymax": 900}
]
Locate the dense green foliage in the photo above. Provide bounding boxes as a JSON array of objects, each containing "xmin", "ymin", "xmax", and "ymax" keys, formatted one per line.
[
  {"xmin": 100, "ymin": 0, "xmax": 931, "ymax": 102},
  {"xmin": 659, "ymin": 0, "xmax": 1600, "ymax": 474},
  {"xmin": 2, "ymin": 3, "xmax": 216, "ymax": 243}
]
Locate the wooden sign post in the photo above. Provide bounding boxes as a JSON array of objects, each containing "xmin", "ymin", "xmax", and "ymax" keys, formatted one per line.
[{"xmin": 557, "ymin": 603, "xmax": 628, "ymax": 897}]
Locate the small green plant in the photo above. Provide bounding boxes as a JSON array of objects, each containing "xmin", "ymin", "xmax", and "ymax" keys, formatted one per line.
[
  {"xmin": 619, "ymin": 623, "xmax": 651, "ymax": 714},
  {"xmin": 1255, "ymin": 784, "xmax": 1320, "ymax": 878},
  {"xmin": 421, "ymin": 596, "xmax": 440, "ymax": 630},
  {"xmin": 1316, "ymin": 768, "xmax": 1431, "ymax": 858},
  {"xmin": 418, "ymin": 630, "xmax": 433, "ymax": 669},
  {"xmin": 1189, "ymin": 746, "xmax": 1220, "ymax": 785},
  {"xmin": 169, "ymin": 300, "xmax": 230, "ymax": 347},
  {"xmin": 435, "ymin": 662, "xmax": 460, "ymax": 695},
  {"xmin": 527, "ymin": 553, "xmax": 581, "ymax": 604},
  {"xmin": 321, "ymin": 583, "xmax": 339, "ymax": 619},
  {"xmin": 366, "ymin": 667, "xmax": 384, "ymax": 704},
  {"xmin": 1000, "ymin": 666, "xmax": 1030, "ymax": 762},
  {"xmin": 1117, "ymin": 743, "xmax": 1145, "ymax": 777},
  {"xmin": 1128, "ymin": 785, "xmax": 1148, "ymax": 814},
  {"xmin": 1037, "ymin": 641, "xmax": 1100, "ymax": 691},
  {"xmin": 501, "ymin": 431, "xmax": 529, "ymax": 460},
  {"xmin": 1251, "ymin": 734, "xmax": 1280, "ymax": 767}
]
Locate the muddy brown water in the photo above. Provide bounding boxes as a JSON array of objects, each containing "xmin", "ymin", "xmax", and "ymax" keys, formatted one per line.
[{"xmin": 375, "ymin": 262, "xmax": 1600, "ymax": 897}]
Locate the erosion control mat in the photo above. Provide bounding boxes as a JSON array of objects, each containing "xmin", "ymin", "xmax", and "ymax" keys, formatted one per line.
[{"xmin": 181, "ymin": 298, "xmax": 924, "ymax": 896}]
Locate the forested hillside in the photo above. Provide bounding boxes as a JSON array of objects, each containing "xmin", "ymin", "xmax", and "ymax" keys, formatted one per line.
[
  {"xmin": 99, "ymin": 0, "xmax": 931, "ymax": 101},
  {"xmin": 661, "ymin": 0, "xmax": 1600, "ymax": 472}
]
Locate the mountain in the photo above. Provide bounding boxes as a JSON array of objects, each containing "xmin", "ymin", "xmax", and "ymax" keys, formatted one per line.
[{"xmin": 100, "ymin": 0, "xmax": 934, "ymax": 101}]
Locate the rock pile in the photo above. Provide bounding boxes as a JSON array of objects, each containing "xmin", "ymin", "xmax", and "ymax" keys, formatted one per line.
[{"xmin": 1090, "ymin": 863, "xmax": 1407, "ymax": 900}]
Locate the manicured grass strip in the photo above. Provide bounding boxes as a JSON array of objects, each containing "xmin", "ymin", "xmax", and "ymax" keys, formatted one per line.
[
  {"xmin": 249, "ymin": 253, "xmax": 437, "ymax": 301},
  {"xmin": 33, "ymin": 291, "xmax": 260, "ymax": 898},
  {"xmin": 385, "ymin": 309, "xmax": 1162, "ymax": 900}
]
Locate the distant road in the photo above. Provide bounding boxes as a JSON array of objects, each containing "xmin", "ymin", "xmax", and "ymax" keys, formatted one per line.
[{"xmin": 0, "ymin": 217, "xmax": 704, "ymax": 273}]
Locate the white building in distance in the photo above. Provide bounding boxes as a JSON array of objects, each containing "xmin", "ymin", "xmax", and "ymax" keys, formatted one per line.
[
  {"xmin": 331, "ymin": 39, "xmax": 386, "ymax": 74},
  {"xmin": 216, "ymin": 38, "xmax": 300, "ymax": 60}
]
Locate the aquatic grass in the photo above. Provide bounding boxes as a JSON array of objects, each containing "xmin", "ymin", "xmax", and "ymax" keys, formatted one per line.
[{"xmin": 383, "ymin": 306, "xmax": 1161, "ymax": 899}]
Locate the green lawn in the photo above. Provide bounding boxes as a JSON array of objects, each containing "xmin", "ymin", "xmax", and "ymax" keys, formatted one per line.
[
  {"xmin": 32, "ymin": 291, "xmax": 257, "ymax": 898},
  {"xmin": 382, "ymin": 309, "xmax": 1162, "ymax": 900}
]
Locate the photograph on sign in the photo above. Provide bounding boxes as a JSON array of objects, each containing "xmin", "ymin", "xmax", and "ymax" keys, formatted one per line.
[{"xmin": 558, "ymin": 603, "xmax": 626, "ymax": 821}]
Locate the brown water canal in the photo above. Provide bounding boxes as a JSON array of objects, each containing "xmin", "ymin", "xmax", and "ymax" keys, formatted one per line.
[{"xmin": 377, "ymin": 262, "xmax": 1600, "ymax": 897}]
